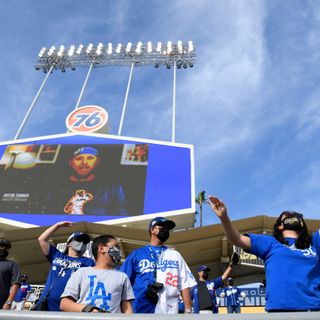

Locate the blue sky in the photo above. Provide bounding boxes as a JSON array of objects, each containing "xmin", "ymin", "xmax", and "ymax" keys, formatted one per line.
[{"xmin": 1, "ymin": 0, "xmax": 320, "ymax": 226}]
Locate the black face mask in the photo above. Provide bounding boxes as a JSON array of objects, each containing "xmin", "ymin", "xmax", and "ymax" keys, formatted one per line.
[
  {"xmin": 228, "ymin": 281, "xmax": 234, "ymax": 286},
  {"xmin": 0, "ymin": 248, "xmax": 9, "ymax": 259},
  {"xmin": 108, "ymin": 246, "xmax": 122, "ymax": 264},
  {"xmin": 202, "ymin": 271, "xmax": 209, "ymax": 280},
  {"xmin": 156, "ymin": 228, "xmax": 170, "ymax": 243},
  {"xmin": 282, "ymin": 214, "xmax": 304, "ymax": 232}
]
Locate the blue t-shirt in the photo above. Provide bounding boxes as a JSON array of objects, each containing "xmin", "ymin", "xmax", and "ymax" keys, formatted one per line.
[
  {"xmin": 249, "ymin": 232, "xmax": 320, "ymax": 311},
  {"xmin": 14, "ymin": 283, "xmax": 32, "ymax": 302},
  {"xmin": 120, "ymin": 245, "xmax": 166, "ymax": 313},
  {"xmin": 37, "ymin": 245, "xmax": 95, "ymax": 311},
  {"xmin": 191, "ymin": 277, "xmax": 223, "ymax": 313}
]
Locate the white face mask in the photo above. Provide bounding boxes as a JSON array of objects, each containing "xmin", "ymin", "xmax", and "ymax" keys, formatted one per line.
[{"xmin": 70, "ymin": 240, "xmax": 87, "ymax": 255}]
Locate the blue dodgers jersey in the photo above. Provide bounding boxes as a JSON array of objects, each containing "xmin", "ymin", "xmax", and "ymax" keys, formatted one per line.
[
  {"xmin": 249, "ymin": 232, "xmax": 320, "ymax": 311},
  {"xmin": 223, "ymin": 286, "xmax": 241, "ymax": 307},
  {"xmin": 38, "ymin": 245, "xmax": 95, "ymax": 311},
  {"xmin": 14, "ymin": 283, "xmax": 32, "ymax": 302},
  {"xmin": 121, "ymin": 245, "xmax": 164, "ymax": 313}
]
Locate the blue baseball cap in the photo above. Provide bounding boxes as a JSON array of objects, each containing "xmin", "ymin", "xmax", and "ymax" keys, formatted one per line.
[
  {"xmin": 67, "ymin": 232, "xmax": 91, "ymax": 244},
  {"xmin": 73, "ymin": 146, "xmax": 99, "ymax": 157},
  {"xmin": 149, "ymin": 217, "xmax": 176, "ymax": 230},
  {"xmin": 198, "ymin": 265, "xmax": 211, "ymax": 272}
]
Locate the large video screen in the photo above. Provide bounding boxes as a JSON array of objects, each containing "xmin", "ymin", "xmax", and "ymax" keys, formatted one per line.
[{"xmin": 0, "ymin": 134, "xmax": 194, "ymax": 226}]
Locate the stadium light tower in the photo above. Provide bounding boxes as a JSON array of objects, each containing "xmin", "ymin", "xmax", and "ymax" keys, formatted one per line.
[{"xmin": 15, "ymin": 41, "xmax": 196, "ymax": 141}]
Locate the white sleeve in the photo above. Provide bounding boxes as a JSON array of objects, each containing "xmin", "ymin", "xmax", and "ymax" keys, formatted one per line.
[{"xmin": 177, "ymin": 252, "xmax": 197, "ymax": 291}]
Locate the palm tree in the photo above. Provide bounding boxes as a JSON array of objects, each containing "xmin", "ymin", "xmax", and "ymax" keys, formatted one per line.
[{"xmin": 195, "ymin": 190, "xmax": 206, "ymax": 227}]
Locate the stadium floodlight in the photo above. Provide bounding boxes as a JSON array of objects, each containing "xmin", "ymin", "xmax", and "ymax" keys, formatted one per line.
[
  {"xmin": 126, "ymin": 42, "xmax": 132, "ymax": 53},
  {"xmin": 34, "ymin": 41, "xmax": 196, "ymax": 72},
  {"xmin": 38, "ymin": 47, "xmax": 46, "ymax": 58},
  {"xmin": 57, "ymin": 45, "xmax": 65, "ymax": 57},
  {"xmin": 135, "ymin": 41, "xmax": 142, "ymax": 54},
  {"xmin": 167, "ymin": 41, "xmax": 173, "ymax": 54},
  {"xmin": 156, "ymin": 41, "xmax": 162, "ymax": 52},
  {"xmin": 68, "ymin": 45, "xmax": 75, "ymax": 57},
  {"xmin": 76, "ymin": 44, "xmax": 83, "ymax": 55},
  {"xmin": 116, "ymin": 43, "xmax": 122, "ymax": 54}
]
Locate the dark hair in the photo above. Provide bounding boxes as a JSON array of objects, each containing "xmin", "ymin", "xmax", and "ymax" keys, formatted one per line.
[
  {"xmin": 273, "ymin": 212, "xmax": 312, "ymax": 249},
  {"xmin": 0, "ymin": 238, "xmax": 11, "ymax": 250},
  {"xmin": 91, "ymin": 235, "xmax": 116, "ymax": 259}
]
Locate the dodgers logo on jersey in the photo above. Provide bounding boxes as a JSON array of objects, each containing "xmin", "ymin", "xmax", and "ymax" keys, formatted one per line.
[
  {"xmin": 157, "ymin": 258, "xmax": 179, "ymax": 272},
  {"xmin": 86, "ymin": 275, "xmax": 112, "ymax": 311},
  {"xmin": 139, "ymin": 259, "xmax": 155, "ymax": 274}
]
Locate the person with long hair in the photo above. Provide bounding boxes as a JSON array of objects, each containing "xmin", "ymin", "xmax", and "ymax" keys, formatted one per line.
[{"xmin": 208, "ymin": 196, "xmax": 320, "ymax": 312}]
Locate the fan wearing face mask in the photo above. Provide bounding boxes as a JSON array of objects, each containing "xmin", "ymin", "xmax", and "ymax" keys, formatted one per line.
[
  {"xmin": 191, "ymin": 254, "xmax": 237, "ymax": 314},
  {"xmin": 0, "ymin": 238, "xmax": 21, "ymax": 310},
  {"xmin": 121, "ymin": 217, "xmax": 197, "ymax": 314},
  {"xmin": 61, "ymin": 235, "xmax": 134, "ymax": 313},
  {"xmin": 209, "ymin": 195, "xmax": 320, "ymax": 312},
  {"xmin": 36, "ymin": 221, "xmax": 95, "ymax": 311}
]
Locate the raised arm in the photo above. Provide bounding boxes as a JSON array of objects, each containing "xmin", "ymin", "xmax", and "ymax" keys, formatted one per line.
[
  {"xmin": 221, "ymin": 265, "xmax": 233, "ymax": 282},
  {"xmin": 208, "ymin": 196, "xmax": 251, "ymax": 251},
  {"xmin": 38, "ymin": 221, "xmax": 74, "ymax": 256}
]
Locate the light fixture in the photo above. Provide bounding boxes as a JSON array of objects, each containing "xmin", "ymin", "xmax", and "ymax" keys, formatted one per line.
[
  {"xmin": 38, "ymin": 47, "xmax": 46, "ymax": 58},
  {"xmin": 136, "ymin": 41, "xmax": 143, "ymax": 54},
  {"xmin": 167, "ymin": 41, "xmax": 172, "ymax": 54},
  {"xmin": 96, "ymin": 42, "xmax": 103, "ymax": 55},
  {"xmin": 126, "ymin": 42, "xmax": 132, "ymax": 53},
  {"xmin": 57, "ymin": 45, "xmax": 65, "ymax": 57},
  {"xmin": 107, "ymin": 42, "xmax": 112, "ymax": 54},
  {"xmin": 116, "ymin": 43, "xmax": 122, "ymax": 54},
  {"xmin": 86, "ymin": 43, "xmax": 93, "ymax": 54},
  {"xmin": 188, "ymin": 40, "xmax": 194, "ymax": 52},
  {"xmin": 177, "ymin": 40, "xmax": 183, "ymax": 53},
  {"xmin": 76, "ymin": 44, "xmax": 83, "ymax": 55},
  {"xmin": 68, "ymin": 45, "xmax": 75, "ymax": 57},
  {"xmin": 34, "ymin": 41, "xmax": 196, "ymax": 71}
]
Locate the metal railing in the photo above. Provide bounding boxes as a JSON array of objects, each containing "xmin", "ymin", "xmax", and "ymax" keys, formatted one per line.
[{"xmin": 0, "ymin": 311, "xmax": 319, "ymax": 320}]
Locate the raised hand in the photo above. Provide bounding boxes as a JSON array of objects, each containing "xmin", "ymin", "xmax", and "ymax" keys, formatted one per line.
[
  {"xmin": 207, "ymin": 196, "xmax": 227, "ymax": 217},
  {"xmin": 55, "ymin": 221, "xmax": 74, "ymax": 228}
]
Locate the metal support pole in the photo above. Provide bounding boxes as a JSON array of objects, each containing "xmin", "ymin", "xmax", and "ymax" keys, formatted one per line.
[
  {"xmin": 75, "ymin": 63, "xmax": 94, "ymax": 109},
  {"xmin": 14, "ymin": 65, "xmax": 54, "ymax": 140},
  {"xmin": 118, "ymin": 62, "xmax": 134, "ymax": 136},
  {"xmin": 172, "ymin": 60, "xmax": 177, "ymax": 143}
]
